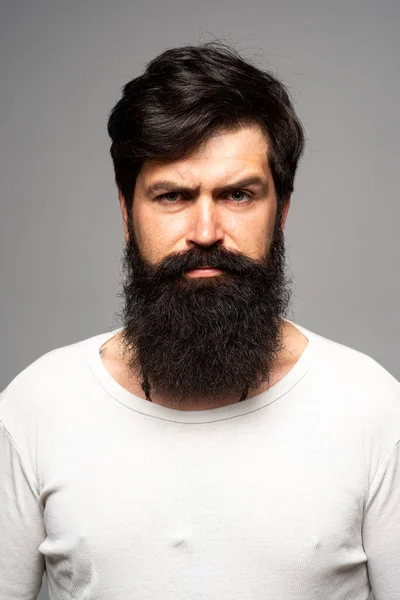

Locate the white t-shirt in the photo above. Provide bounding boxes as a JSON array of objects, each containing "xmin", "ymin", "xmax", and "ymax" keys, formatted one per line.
[{"xmin": 1, "ymin": 321, "xmax": 399, "ymax": 600}]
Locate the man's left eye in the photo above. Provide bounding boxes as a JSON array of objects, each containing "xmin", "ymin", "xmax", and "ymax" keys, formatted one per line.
[{"xmin": 229, "ymin": 190, "xmax": 251, "ymax": 202}]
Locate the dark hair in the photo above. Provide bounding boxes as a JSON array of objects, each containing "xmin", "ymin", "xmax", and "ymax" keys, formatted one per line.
[{"xmin": 108, "ymin": 42, "xmax": 305, "ymax": 221}]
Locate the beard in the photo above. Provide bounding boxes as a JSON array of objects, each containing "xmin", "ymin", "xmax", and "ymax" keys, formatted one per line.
[{"xmin": 118, "ymin": 215, "xmax": 293, "ymax": 407}]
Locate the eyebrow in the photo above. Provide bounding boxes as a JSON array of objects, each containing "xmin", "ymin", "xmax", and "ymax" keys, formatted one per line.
[{"xmin": 144, "ymin": 176, "xmax": 269, "ymax": 197}]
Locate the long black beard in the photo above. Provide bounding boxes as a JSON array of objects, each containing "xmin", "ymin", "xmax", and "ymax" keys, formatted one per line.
[{"xmin": 118, "ymin": 217, "xmax": 293, "ymax": 407}]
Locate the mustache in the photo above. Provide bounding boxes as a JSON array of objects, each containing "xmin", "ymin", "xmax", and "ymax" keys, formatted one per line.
[{"xmin": 137, "ymin": 244, "xmax": 268, "ymax": 281}]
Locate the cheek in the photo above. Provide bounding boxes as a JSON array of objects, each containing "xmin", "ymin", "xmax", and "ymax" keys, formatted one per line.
[
  {"xmin": 252, "ymin": 226, "xmax": 273, "ymax": 260},
  {"xmin": 256, "ymin": 205, "xmax": 277, "ymax": 255},
  {"xmin": 133, "ymin": 209, "xmax": 184, "ymax": 264},
  {"xmin": 131, "ymin": 206, "xmax": 154, "ymax": 259},
  {"xmin": 226, "ymin": 211, "xmax": 274, "ymax": 261}
]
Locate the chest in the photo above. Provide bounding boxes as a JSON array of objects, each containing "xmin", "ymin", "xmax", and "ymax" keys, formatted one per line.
[{"xmin": 40, "ymin": 417, "xmax": 366, "ymax": 582}]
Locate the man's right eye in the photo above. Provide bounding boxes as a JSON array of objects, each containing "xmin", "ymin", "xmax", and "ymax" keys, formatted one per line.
[{"xmin": 158, "ymin": 192, "xmax": 182, "ymax": 203}]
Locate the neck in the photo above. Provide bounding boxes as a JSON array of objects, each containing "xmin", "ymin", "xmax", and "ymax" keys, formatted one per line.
[{"xmin": 99, "ymin": 321, "xmax": 309, "ymax": 411}]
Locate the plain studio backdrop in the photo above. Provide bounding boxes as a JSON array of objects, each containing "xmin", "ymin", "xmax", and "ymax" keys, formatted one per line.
[{"xmin": 1, "ymin": 1, "xmax": 399, "ymax": 599}]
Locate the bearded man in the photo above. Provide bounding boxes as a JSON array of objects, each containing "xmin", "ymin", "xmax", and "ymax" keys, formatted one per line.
[{"xmin": 1, "ymin": 43, "xmax": 399, "ymax": 600}]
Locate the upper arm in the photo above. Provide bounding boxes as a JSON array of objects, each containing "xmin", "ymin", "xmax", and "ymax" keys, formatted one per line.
[
  {"xmin": 363, "ymin": 441, "xmax": 400, "ymax": 600},
  {"xmin": 0, "ymin": 421, "xmax": 46, "ymax": 600}
]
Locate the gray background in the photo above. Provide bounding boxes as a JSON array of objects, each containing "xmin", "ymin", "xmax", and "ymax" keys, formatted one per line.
[{"xmin": 1, "ymin": 0, "xmax": 398, "ymax": 598}]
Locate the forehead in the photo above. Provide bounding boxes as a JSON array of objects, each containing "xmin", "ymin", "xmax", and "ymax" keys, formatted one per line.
[{"xmin": 137, "ymin": 124, "xmax": 272, "ymax": 188}]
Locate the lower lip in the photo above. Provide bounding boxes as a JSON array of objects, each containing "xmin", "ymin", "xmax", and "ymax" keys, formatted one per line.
[{"xmin": 186, "ymin": 268, "xmax": 223, "ymax": 277}]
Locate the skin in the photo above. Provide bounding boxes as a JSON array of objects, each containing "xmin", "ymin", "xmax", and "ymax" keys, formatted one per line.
[
  {"xmin": 123, "ymin": 125, "xmax": 283, "ymax": 266},
  {"xmin": 101, "ymin": 124, "xmax": 308, "ymax": 410}
]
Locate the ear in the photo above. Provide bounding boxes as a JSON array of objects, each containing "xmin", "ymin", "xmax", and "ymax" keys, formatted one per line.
[
  {"xmin": 118, "ymin": 189, "xmax": 130, "ymax": 244},
  {"xmin": 280, "ymin": 196, "xmax": 291, "ymax": 231}
]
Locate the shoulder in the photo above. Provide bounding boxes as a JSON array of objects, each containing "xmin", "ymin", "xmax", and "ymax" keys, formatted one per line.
[
  {"xmin": 296, "ymin": 321, "xmax": 400, "ymax": 450},
  {"xmin": 296, "ymin": 321, "xmax": 399, "ymax": 390},
  {"xmin": 0, "ymin": 328, "xmax": 114, "ymax": 431}
]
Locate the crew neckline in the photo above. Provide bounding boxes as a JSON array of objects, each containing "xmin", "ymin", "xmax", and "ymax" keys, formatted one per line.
[{"xmin": 88, "ymin": 319, "xmax": 315, "ymax": 424}]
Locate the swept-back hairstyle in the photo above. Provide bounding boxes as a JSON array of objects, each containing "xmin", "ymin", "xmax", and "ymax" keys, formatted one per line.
[{"xmin": 108, "ymin": 42, "xmax": 305, "ymax": 221}]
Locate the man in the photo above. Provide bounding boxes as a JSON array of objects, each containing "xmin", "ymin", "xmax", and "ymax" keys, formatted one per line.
[{"xmin": 0, "ymin": 43, "xmax": 399, "ymax": 600}]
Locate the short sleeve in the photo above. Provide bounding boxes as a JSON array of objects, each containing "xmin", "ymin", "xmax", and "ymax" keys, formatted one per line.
[
  {"xmin": 363, "ymin": 441, "xmax": 400, "ymax": 600},
  {"xmin": 0, "ymin": 421, "xmax": 46, "ymax": 600}
]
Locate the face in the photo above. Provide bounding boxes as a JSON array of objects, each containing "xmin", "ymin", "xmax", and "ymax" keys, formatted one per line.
[
  {"xmin": 120, "ymin": 124, "xmax": 290, "ymax": 270},
  {"xmin": 118, "ymin": 124, "xmax": 292, "ymax": 408}
]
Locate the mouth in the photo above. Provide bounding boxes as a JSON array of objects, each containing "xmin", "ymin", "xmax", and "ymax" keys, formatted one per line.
[{"xmin": 185, "ymin": 267, "xmax": 224, "ymax": 278}]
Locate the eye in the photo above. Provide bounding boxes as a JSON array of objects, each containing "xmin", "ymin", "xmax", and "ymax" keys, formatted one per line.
[
  {"xmin": 158, "ymin": 192, "xmax": 182, "ymax": 203},
  {"xmin": 227, "ymin": 190, "xmax": 252, "ymax": 203}
]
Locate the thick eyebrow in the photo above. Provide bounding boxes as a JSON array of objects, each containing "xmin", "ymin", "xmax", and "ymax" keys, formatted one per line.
[
  {"xmin": 221, "ymin": 176, "xmax": 269, "ymax": 193},
  {"xmin": 144, "ymin": 176, "xmax": 269, "ymax": 197}
]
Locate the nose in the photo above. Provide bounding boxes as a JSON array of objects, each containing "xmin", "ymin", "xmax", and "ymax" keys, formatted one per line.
[{"xmin": 186, "ymin": 196, "xmax": 224, "ymax": 248}]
